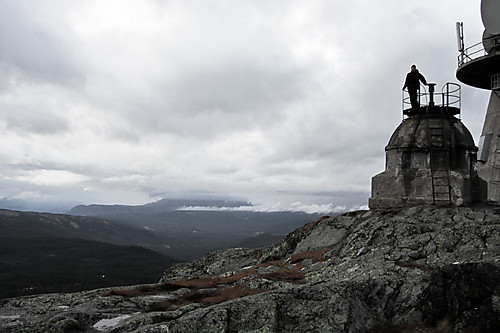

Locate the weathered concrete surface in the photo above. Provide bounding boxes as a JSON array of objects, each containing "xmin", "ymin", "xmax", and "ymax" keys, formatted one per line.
[
  {"xmin": 478, "ymin": 91, "xmax": 500, "ymax": 202},
  {"xmin": 370, "ymin": 112, "xmax": 480, "ymax": 209},
  {"xmin": 1, "ymin": 206, "xmax": 500, "ymax": 332}
]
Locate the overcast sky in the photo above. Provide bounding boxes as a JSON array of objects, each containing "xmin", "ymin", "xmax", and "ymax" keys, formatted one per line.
[{"xmin": 0, "ymin": 0, "xmax": 492, "ymax": 213}]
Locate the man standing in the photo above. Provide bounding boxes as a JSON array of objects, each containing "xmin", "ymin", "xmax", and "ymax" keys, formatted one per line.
[{"xmin": 403, "ymin": 65, "xmax": 428, "ymax": 109}]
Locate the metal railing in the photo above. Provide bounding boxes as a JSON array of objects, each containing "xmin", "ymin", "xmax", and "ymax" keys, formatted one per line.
[
  {"xmin": 458, "ymin": 34, "xmax": 500, "ymax": 67},
  {"xmin": 402, "ymin": 82, "xmax": 461, "ymax": 118},
  {"xmin": 441, "ymin": 82, "xmax": 461, "ymax": 109},
  {"xmin": 402, "ymin": 83, "xmax": 427, "ymax": 113}
]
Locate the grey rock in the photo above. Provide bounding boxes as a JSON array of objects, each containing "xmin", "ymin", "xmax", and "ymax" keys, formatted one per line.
[{"xmin": 1, "ymin": 206, "xmax": 500, "ymax": 332}]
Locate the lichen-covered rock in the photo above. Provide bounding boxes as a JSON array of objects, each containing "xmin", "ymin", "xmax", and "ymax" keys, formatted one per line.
[{"xmin": 1, "ymin": 206, "xmax": 500, "ymax": 332}]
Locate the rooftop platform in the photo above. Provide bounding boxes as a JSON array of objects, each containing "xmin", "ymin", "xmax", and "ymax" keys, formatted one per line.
[
  {"xmin": 403, "ymin": 105, "xmax": 461, "ymax": 117},
  {"xmin": 456, "ymin": 52, "xmax": 500, "ymax": 90},
  {"xmin": 402, "ymin": 82, "xmax": 461, "ymax": 119}
]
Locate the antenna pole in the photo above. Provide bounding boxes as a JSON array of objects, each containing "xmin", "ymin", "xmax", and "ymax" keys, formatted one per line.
[
  {"xmin": 456, "ymin": 22, "xmax": 464, "ymax": 52},
  {"xmin": 456, "ymin": 22, "xmax": 465, "ymax": 65}
]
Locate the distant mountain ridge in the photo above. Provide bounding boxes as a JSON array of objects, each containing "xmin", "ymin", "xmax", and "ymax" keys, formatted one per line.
[
  {"xmin": 0, "ymin": 209, "xmax": 164, "ymax": 248},
  {"xmin": 67, "ymin": 199, "xmax": 325, "ymax": 260},
  {"xmin": 68, "ymin": 198, "xmax": 252, "ymax": 216}
]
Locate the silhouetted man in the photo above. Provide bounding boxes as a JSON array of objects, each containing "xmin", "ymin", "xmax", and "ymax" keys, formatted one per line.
[{"xmin": 402, "ymin": 65, "xmax": 427, "ymax": 109}]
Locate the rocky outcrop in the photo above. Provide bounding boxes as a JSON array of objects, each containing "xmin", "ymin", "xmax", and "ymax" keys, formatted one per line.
[{"xmin": 1, "ymin": 205, "xmax": 500, "ymax": 332}]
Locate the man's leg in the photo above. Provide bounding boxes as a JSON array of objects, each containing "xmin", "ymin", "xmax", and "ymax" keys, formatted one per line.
[{"xmin": 409, "ymin": 88, "xmax": 419, "ymax": 109}]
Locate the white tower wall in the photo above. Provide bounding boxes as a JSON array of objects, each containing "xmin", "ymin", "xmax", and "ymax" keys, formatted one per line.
[{"xmin": 477, "ymin": 91, "xmax": 500, "ymax": 202}]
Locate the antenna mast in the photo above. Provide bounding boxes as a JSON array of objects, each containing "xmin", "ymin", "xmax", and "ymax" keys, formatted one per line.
[{"xmin": 456, "ymin": 22, "xmax": 464, "ymax": 52}]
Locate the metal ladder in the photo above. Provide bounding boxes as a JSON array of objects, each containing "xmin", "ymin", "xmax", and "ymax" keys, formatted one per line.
[
  {"xmin": 488, "ymin": 134, "xmax": 500, "ymax": 203},
  {"xmin": 426, "ymin": 108, "xmax": 452, "ymax": 204}
]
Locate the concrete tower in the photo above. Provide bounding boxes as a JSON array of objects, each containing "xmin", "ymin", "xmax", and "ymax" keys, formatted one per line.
[
  {"xmin": 369, "ymin": 84, "xmax": 481, "ymax": 209},
  {"xmin": 456, "ymin": 0, "xmax": 500, "ymax": 204}
]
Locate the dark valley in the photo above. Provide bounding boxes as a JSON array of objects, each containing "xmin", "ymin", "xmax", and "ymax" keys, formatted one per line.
[{"xmin": 0, "ymin": 199, "xmax": 325, "ymax": 299}]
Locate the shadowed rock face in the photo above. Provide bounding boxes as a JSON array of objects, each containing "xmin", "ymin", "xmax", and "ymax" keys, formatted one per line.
[
  {"xmin": 1, "ymin": 206, "xmax": 500, "ymax": 332},
  {"xmin": 420, "ymin": 263, "xmax": 500, "ymax": 332}
]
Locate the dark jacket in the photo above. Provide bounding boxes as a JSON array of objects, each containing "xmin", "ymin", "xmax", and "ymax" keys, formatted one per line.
[{"xmin": 403, "ymin": 69, "xmax": 427, "ymax": 90}]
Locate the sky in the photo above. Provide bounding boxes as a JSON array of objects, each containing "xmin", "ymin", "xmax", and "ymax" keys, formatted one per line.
[{"xmin": 0, "ymin": 0, "xmax": 492, "ymax": 213}]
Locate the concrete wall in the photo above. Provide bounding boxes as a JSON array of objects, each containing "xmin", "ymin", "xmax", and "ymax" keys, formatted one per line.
[
  {"xmin": 477, "ymin": 91, "xmax": 500, "ymax": 202},
  {"xmin": 369, "ymin": 113, "xmax": 480, "ymax": 209}
]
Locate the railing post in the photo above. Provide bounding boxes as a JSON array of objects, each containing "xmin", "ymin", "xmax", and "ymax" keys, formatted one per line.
[{"xmin": 446, "ymin": 84, "xmax": 449, "ymax": 107}]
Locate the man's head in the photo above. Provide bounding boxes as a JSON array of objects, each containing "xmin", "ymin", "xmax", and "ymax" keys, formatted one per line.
[{"xmin": 411, "ymin": 65, "xmax": 417, "ymax": 71}]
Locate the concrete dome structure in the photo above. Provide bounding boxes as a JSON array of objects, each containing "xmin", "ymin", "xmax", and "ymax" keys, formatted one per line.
[
  {"xmin": 387, "ymin": 110, "xmax": 475, "ymax": 151},
  {"xmin": 369, "ymin": 89, "xmax": 483, "ymax": 209}
]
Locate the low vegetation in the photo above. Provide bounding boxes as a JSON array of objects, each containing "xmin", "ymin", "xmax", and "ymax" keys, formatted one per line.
[{"xmin": 103, "ymin": 244, "xmax": 333, "ymax": 312}]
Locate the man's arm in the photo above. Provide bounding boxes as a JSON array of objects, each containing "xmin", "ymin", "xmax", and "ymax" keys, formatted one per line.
[{"xmin": 419, "ymin": 73, "xmax": 427, "ymax": 85}]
